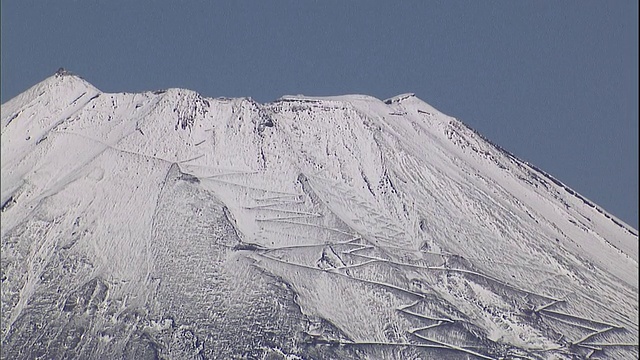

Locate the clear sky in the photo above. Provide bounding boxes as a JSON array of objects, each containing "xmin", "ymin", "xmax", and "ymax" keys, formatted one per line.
[{"xmin": 2, "ymin": 1, "xmax": 638, "ymax": 230}]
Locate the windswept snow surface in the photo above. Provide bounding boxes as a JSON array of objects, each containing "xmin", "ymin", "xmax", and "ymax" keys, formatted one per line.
[{"xmin": 1, "ymin": 72, "xmax": 638, "ymax": 359}]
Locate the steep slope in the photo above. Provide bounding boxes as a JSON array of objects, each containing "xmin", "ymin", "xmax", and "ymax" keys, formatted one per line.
[{"xmin": 1, "ymin": 71, "xmax": 637, "ymax": 359}]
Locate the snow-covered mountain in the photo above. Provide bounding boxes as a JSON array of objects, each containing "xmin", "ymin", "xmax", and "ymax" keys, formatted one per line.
[{"xmin": 1, "ymin": 70, "xmax": 637, "ymax": 359}]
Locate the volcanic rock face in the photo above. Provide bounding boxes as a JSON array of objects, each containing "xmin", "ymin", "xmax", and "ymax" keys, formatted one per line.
[{"xmin": 1, "ymin": 72, "xmax": 638, "ymax": 359}]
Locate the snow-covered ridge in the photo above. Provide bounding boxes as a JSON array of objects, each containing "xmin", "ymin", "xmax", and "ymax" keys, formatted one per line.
[
  {"xmin": 1, "ymin": 70, "xmax": 637, "ymax": 359},
  {"xmin": 277, "ymin": 94, "xmax": 381, "ymax": 102}
]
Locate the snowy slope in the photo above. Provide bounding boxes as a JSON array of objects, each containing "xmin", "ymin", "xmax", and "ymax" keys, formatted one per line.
[{"xmin": 1, "ymin": 71, "xmax": 637, "ymax": 359}]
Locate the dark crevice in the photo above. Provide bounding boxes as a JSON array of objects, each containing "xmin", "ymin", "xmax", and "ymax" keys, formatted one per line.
[{"xmin": 1, "ymin": 196, "xmax": 15, "ymax": 212}]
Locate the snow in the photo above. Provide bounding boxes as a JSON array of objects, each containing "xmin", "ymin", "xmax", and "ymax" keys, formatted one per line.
[{"xmin": 1, "ymin": 72, "xmax": 637, "ymax": 359}]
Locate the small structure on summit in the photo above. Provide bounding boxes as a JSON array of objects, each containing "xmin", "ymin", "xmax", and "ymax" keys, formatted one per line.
[{"xmin": 55, "ymin": 67, "xmax": 71, "ymax": 77}]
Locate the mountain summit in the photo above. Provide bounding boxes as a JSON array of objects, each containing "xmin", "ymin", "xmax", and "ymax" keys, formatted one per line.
[{"xmin": 1, "ymin": 72, "xmax": 637, "ymax": 359}]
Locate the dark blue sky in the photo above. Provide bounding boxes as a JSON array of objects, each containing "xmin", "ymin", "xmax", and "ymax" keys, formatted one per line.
[{"xmin": 2, "ymin": 1, "xmax": 638, "ymax": 229}]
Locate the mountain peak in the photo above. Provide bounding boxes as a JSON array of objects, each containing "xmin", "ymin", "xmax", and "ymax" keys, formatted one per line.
[{"xmin": 1, "ymin": 74, "xmax": 638, "ymax": 359}]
